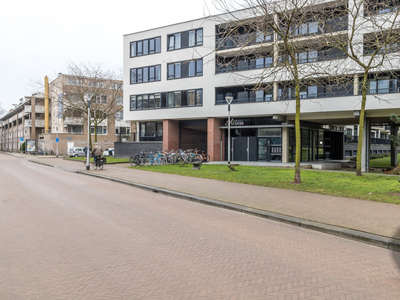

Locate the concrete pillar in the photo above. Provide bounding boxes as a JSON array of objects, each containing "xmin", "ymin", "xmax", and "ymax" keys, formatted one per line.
[
  {"xmin": 273, "ymin": 82, "xmax": 279, "ymax": 101},
  {"xmin": 31, "ymin": 97, "xmax": 36, "ymax": 141},
  {"xmin": 361, "ymin": 117, "xmax": 371, "ymax": 172},
  {"xmin": 163, "ymin": 119, "xmax": 179, "ymax": 151},
  {"xmin": 136, "ymin": 122, "xmax": 140, "ymax": 142},
  {"xmin": 207, "ymin": 118, "xmax": 225, "ymax": 162},
  {"xmin": 353, "ymin": 74, "xmax": 359, "ymax": 96},
  {"xmin": 281, "ymin": 127, "xmax": 289, "ymax": 163},
  {"xmin": 391, "ymin": 125, "xmax": 398, "ymax": 166}
]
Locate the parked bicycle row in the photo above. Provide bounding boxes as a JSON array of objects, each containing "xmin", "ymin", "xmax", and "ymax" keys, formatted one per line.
[{"xmin": 129, "ymin": 149, "xmax": 210, "ymax": 166}]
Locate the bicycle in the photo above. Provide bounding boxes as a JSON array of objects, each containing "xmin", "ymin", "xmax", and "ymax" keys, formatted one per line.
[
  {"xmin": 92, "ymin": 156, "xmax": 105, "ymax": 170},
  {"xmin": 195, "ymin": 149, "xmax": 210, "ymax": 162}
]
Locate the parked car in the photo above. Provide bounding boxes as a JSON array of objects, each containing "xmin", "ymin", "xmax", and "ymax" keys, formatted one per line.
[
  {"xmin": 103, "ymin": 148, "xmax": 114, "ymax": 157},
  {"xmin": 68, "ymin": 147, "xmax": 86, "ymax": 157}
]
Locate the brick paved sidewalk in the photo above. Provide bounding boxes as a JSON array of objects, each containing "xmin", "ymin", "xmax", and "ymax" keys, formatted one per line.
[{"xmin": 12, "ymin": 153, "xmax": 400, "ymax": 244}]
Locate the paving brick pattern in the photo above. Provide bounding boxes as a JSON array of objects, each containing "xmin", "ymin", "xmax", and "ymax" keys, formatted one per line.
[{"xmin": 1, "ymin": 154, "xmax": 400, "ymax": 299}]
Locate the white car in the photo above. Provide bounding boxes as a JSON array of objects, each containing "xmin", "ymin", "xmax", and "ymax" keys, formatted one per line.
[{"xmin": 103, "ymin": 148, "xmax": 114, "ymax": 157}]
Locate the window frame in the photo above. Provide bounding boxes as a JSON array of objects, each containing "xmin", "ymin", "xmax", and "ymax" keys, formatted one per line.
[
  {"xmin": 130, "ymin": 65, "xmax": 161, "ymax": 84},
  {"xmin": 167, "ymin": 28, "xmax": 203, "ymax": 51},
  {"xmin": 129, "ymin": 89, "xmax": 203, "ymax": 111},
  {"xmin": 130, "ymin": 36, "xmax": 162, "ymax": 58}
]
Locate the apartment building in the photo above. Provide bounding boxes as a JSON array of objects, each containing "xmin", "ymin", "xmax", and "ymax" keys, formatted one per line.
[
  {"xmin": 1, "ymin": 74, "xmax": 135, "ymax": 155},
  {"xmin": 123, "ymin": 1, "xmax": 400, "ymax": 170},
  {"xmin": 0, "ymin": 93, "xmax": 49, "ymax": 152}
]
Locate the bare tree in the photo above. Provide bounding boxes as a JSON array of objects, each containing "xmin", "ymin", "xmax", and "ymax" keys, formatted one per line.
[
  {"xmin": 213, "ymin": 0, "xmax": 348, "ymax": 183},
  {"xmin": 51, "ymin": 62, "xmax": 123, "ymax": 147},
  {"xmin": 0, "ymin": 103, "xmax": 5, "ymax": 117},
  {"xmin": 318, "ymin": 0, "xmax": 400, "ymax": 176}
]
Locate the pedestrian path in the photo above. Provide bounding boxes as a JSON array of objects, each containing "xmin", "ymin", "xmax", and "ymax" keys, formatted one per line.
[{"xmin": 5, "ymin": 153, "xmax": 400, "ymax": 248}]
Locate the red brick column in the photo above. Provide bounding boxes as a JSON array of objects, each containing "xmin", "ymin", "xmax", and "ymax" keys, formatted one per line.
[
  {"xmin": 207, "ymin": 118, "xmax": 225, "ymax": 162},
  {"xmin": 163, "ymin": 119, "xmax": 180, "ymax": 151}
]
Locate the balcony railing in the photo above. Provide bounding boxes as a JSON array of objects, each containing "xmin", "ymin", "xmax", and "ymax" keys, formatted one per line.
[
  {"xmin": 216, "ymin": 32, "xmax": 274, "ymax": 50},
  {"xmin": 24, "ymin": 105, "xmax": 31, "ymax": 113},
  {"xmin": 64, "ymin": 117, "xmax": 84, "ymax": 126},
  {"xmin": 344, "ymin": 136, "xmax": 392, "ymax": 145},
  {"xmin": 25, "ymin": 120, "xmax": 32, "ymax": 127}
]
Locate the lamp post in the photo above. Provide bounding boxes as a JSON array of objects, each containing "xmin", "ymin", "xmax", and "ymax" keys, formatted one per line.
[
  {"xmin": 86, "ymin": 94, "xmax": 93, "ymax": 170},
  {"xmin": 225, "ymin": 96, "xmax": 233, "ymax": 166}
]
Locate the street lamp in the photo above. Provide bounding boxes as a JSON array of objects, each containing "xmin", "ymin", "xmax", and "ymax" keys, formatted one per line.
[
  {"xmin": 225, "ymin": 96, "xmax": 233, "ymax": 167},
  {"xmin": 86, "ymin": 93, "xmax": 93, "ymax": 170}
]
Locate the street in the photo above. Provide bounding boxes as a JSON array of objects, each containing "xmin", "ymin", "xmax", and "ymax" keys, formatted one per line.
[{"xmin": 0, "ymin": 154, "xmax": 399, "ymax": 299}]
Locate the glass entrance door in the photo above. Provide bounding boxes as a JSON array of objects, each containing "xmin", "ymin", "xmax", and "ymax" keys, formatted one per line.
[{"xmin": 258, "ymin": 138, "xmax": 269, "ymax": 161}]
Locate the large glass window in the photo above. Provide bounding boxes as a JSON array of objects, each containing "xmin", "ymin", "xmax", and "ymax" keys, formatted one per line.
[
  {"xmin": 130, "ymin": 37, "xmax": 161, "ymax": 57},
  {"xmin": 130, "ymin": 65, "xmax": 161, "ymax": 84},
  {"xmin": 130, "ymin": 89, "xmax": 203, "ymax": 111},
  {"xmin": 167, "ymin": 28, "xmax": 203, "ymax": 51},
  {"xmin": 167, "ymin": 59, "xmax": 202, "ymax": 80}
]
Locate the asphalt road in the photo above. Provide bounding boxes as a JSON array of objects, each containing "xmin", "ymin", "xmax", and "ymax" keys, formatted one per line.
[{"xmin": 1, "ymin": 154, "xmax": 400, "ymax": 299}]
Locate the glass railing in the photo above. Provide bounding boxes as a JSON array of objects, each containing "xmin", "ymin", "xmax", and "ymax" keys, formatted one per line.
[
  {"xmin": 278, "ymin": 90, "xmax": 353, "ymax": 100},
  {"xmin": 216, "ymin": 33, "xmax": 274, "ymax": 50},
  {"xmin": 216, "ymin": 96, "xmax": 273, "ymax": 105}
]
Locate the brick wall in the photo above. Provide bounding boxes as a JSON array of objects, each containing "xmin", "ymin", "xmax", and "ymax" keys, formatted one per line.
[{"xmin": 180, "ymin": 128, "xmax": 207, "ymax": 151}]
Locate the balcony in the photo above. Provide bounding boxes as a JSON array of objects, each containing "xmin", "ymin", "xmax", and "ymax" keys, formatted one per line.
[
  {"xmin": 64, "ymin": 117, "xmax": 84, "ymax": 126},
  {"xmin": 18, "ymin": 113, "xmax": 23, "ymax": 119},
  {"xmin": 24, "ymin": 120, "xmax": 50, "ymax": 128},
  {"xmin": 24, "ymin": 105, "xmax": 31, "ymax": 114},
  {"xmin": 35, "ymin": 106, "xmax": 45, "ymax": 113}
]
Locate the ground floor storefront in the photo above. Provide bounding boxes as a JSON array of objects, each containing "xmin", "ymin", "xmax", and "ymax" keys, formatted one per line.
[{"xmin": 158, "ymin": 117, "xmax": 344, "ymax": 163}]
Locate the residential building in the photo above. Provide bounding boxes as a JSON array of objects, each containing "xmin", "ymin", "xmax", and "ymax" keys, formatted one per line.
[
  {"xmin": 123, "ymin": 2, "xmax": 400, "ymax": 170},
  {"xmin": 0, "ymin": 93, "xmax": 49, "ymax": 152},
  {"xmin": 1, "ymin": 74, "xmax": 135, "ymax": 155}
]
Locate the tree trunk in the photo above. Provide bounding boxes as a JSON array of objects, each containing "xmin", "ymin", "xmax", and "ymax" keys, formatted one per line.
[
  {"xmin": 294, "ymin": 82, "xmax": 302, "ymax": 183},
  {"xmin": 94, "ymin": 124, "xmax": 98, "ymax": 143},
  {"xmin": 356, "ymin": 73, "xmax": 368, "ymax": 176}
]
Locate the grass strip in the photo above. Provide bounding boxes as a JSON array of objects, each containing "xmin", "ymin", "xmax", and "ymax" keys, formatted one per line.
[{"xmin": 133, "ymin": 164, "xmax": 400, "ymax": 204}]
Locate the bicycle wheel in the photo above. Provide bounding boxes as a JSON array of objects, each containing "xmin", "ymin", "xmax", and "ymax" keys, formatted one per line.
[
  {"xmin": 92, "ymin": 160, "xmax": 98, "ymax": 170},
  {"xmin": 205, "ymin": 154, "xmax": 210, "ymax": 162},
  {"xmin": 99, "ymin": 160, "xmax": 103, "ymax": 170},
  {"xmin": 194, "ymin": 154, "xmax": 203, "ymax": 163}
]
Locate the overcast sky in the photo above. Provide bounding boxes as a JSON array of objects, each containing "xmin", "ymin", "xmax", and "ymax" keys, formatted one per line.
[{"xmin": 0, "ymin": 0, "xmax": 217, "ymax": 113}]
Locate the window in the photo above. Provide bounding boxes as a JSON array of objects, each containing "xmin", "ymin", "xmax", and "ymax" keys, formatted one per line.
[
  {"xmin": 189, "ymin": 30, "xmax": 196, "ymax": 47},
  {"xmin": 129, "ymin": 89, "xmax": 203, "ymax": 111},
  {"xmin": 174, "ymin": 92, "xmax": 181, "ymax": 107},
  {"xmin": 115, "ymin": 112, "xmax": 123, "ymax": 121},
  {"xmin": 188, "ymin": 90, "xmax": 195, "ymax": 106},
  {"xmin": 130, "ymin": 37, "xmax": 161, "ymax": 57},
  {"xmin": 130, "ymin": 96, "xmax": 136, "ymax": 110},
  {"xmin": 130, "ymin": 65, "xmax": 161, "ymax": 84},
  {"xmin": 167, "ymin": 59, "xmax": 203, "ymax": 80},
  {"xmin": 167, "ymin": 28, "xmax": 203, "ymax": 51},
  {"xmin": 168, "ymin": 92, "xmax": 174, "ymax": 107},
  {"xmin": 91, "ymin": 126, "xmax": 107, "ymax": 135},
  {"xmin": 115, "ymin": 126, "xmax": 130, "ymax": 135}
]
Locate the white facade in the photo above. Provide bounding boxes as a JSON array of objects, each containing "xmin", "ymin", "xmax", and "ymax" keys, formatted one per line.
[{"xmin": 123, "ymin": 2, "xmax": 400, "ymax": 165}]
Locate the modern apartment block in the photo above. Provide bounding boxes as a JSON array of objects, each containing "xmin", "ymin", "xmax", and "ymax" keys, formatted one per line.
[
  {"xmin": 123, "ymin": 1, "xmax": 400, "ymax": 170},
  {"xmin": 1, "ymin": 74, "xmax": 134, "ymax": 155}
]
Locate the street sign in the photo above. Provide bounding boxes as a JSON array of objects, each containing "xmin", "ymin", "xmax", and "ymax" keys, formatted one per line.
[
  {"xmin": 20, "ymin": 137, "xmax": 23, "ymax": 142},
  {"xmin": 56, "ymin": 138, "xmax": 59, "ymax": 143}
]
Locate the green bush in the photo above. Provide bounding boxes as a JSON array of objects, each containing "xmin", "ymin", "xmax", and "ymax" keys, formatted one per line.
[{"xmin": 20, "ymin": 142, "xmax": 25, "ymax": 152}]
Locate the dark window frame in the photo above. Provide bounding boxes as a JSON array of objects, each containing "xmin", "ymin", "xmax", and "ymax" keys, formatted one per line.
[
  {"xmin": 129, "ymin": 88, "xmax": 203, "ymax": 111},
  {"xmin": 167, "ymin": 58, "xmax": 203, "ymax": 80},
  {"xmin": 130, "ymin": 64, "xmax": 161, "ymax": 84},
  {"xmin": 167, "ymin": 28, "xmax": 203, "ymax": 51},
  {"xmin": 130, "ymin": 36, "xmax": 161, "ymax": 58}
]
